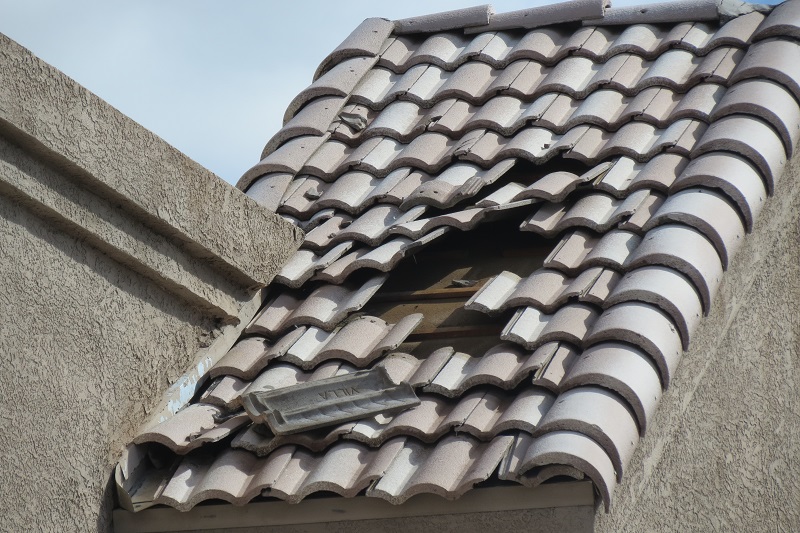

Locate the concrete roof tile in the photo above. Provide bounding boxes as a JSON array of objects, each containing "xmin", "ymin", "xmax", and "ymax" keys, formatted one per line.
[
  {"xmin": 243, "ymin": 172, "xmax": 294, "ymax": 210},
  {"xmin": 263, "ymin": 96, "xmax": 348, "ymax": 158},
  {"xmin": 201, "ymin": 376, "xmax": 250, "ymax": 410},
  {"xmin": 711, "ymin": 10, "xmax": 765, "ymax": 44},
  {"xmin": 367, "ymin": 435, "xmax": 514, "ymax": 504},
  {"xmin": 501, "ymin": 303, "xmax": 599, "ymax": 350},
  {"xmin": 302, "ymin": 213, "xmax": 353, "ymax": 251},
  {"xmin": 752, "ymin": 0, "xmax": 800, "ymax": 41},
  {"xmin": 275, "ymin": 242, "xmax": 353, "ymax": 288},
  {"xmin": 562, "ymin": 342, "xmax": 662, "ymax": 433},
  {"xmin": 644, "ymin": 187, "xmax": 745, "ymax": 269},
  {"xmin": 472, "ymin": 0, "xmax": 608, "ymax": 32},
  {"xmin": 626, "ymin": 223, "xmax": 722, "ymax": 312},
  {"xmin": 535, "ymin": 386, "xmax": 639, "ymax": 481},
  {"xmin": 394, "ymin": 5, "xmax": 493, "ymax": 34},
  {"xmin": 730, "ymin": 38, "xmax": 800, "ymax": 102},
  {"xmin": 284, "ymin": 56, "xmax": 378, "ymax": 125},
  {"xmin": 510, "ymin": 430, "xmax": 617, "ymax": 509},
  {"xmin": 584, "ymin": 229, "xmax": 642, "ymax": 268},
  {"xmin": 692, "ymin": 114, "xmax": 787, "ymax": 193},
  {"xmin": 588, "ymin": 0, "xmax": 765, "ymax": 26},
  {"xmin": 394, "ymin": 33, "xmax": 473, "ymax": 71},
  {"xmin": 586, "ymin": 302, "xmax": 682, "ymax": 387},
  {"xmin": 313, "ymin": 171, "xmax": 381, "ymax": 214},
  {"xmin": 672, "ymin": 152, "xmax": 766, "ymax": 232},
  {"xmin": 280, "ymin": 314, "xmax": 422, "ymax": 369},
  {"xmin": 617, "ymin": 190, "xmax": 665, "ymax": 232},
  {"xmin": 314, "ymin": 17, "xmax": 395, "ymax": 81},
  {"xmin": 605, "ymin": 265, "xmax": 703, "ymax": 348},
  {"xmin": 712, "ymin": 79, "xmax": 800, "ymax": 156},
  {"xmin": 247, "ymin": 274, "xmax": 387, "ymax": 336},
  {"xmin": 210, "ymin": 329, "xmax": 307, "ymax": 381},
  {"xmin": 133, "ymin": 405, "xmax": 249, "ymax": 453}
]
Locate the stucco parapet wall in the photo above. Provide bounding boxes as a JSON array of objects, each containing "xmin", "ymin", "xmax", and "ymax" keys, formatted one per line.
[{"xmin": 0, "ymin": 33, "xmax": 303, "ymax": 321}]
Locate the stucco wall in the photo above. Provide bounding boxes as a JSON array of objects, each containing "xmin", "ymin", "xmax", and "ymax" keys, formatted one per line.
[
  {"xmin": 0, "ymin": 34, "xmax": 300, "ymax": 533},
  {"xmin": 597, "ymin": 146, "xmax": 800, "ymax": 531},
  {"xmin": 0, "ymin": 190, "xmax": 218, "ymax": 532}
]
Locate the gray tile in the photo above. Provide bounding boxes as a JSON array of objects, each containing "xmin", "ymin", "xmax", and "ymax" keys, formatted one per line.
[
  {"xmin": 241, "ymin": 366, "xmax": 420, "ymax": 435},
  {"xmin": 314, "ymin": 17, "xmax": 395, "ymax": 81},
  {"xmin": 644, "ymin": 187, "xmax": 745, "ymax": 269},
  {"xmin": 367, "ymin": 434, "xmax": 514, "ymax": 504},
  {"xmin": 210, "ymin": 329, "xmax": 307, "ymax": 381},
  {"xmin": 562, "ymin": 342, "xmax": 662, "ymax": 434},
  {"xmin": 473, "ymin": 0, "xmax": 608, "ymax": 32},
  {"xmin": 626, "ymin": 223, "xmax": 722, "ymax": 312},
  {"xmin": 535, "ymin": 386, "xmax": 639, "ymax": 481},
  {"xmin": 394, "ymin": 5, "xmax": 492, "ymax": 34},
  {"xmin": 282, "ymin": 314, "xmax": 423, "ymax": 369},
  {"xmin": 506, "ymin": 430, "xmax": 616, "ymax": 510},
  {"xmin": 711, "ymin": 79, "xmax": 800, "ymax": 156},
  {"xmin": 502, "ymin": 303, "xmax": 599, "ymax": 350},
  {"xmin": 751, "ymin": 0, "xmax": 800, "ymax": 41},
  {"xmin": 605, "ymin": 265, "xmax": 703, "ymax": 348},
  {"xmin": 730, "ymin": 38, "xmax": 800, "ymax": 103},
  {"xmin": 586, "ymin": 301, "xmax": 683, "ymax": 387},
  {"xmin": 133, "ymin": 404, "xmax": 249, "ymax": 453},
  {"xmin": 672, "ymin": 152, "xmax": 767, "ymax": 232},
  {"xmin": 284, "ymin": 56, "xmax": 378, "ymax": 126},
  {"xmin": 247, "ymin": 274, "xmax": 388, "ymax": 336},
  {"xmin": 692, "ymin": 114, "xmax": 786, "ymax": 195}
]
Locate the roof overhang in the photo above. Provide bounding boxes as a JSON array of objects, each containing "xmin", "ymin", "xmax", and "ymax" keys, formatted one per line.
[{"xmin": 113, "ymin": 481, "xmax": 594, "ymax": 533}]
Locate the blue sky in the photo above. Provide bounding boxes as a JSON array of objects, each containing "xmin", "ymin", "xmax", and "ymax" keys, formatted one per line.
[{"xmin": 0, "ymin": 0, "xmax": 779, "ymax": 185}]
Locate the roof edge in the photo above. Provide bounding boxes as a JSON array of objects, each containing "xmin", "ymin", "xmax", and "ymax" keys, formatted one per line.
[
  {"xmin": 394, "ymin": 5, "xmax": 493, "ymax": 34},
  {"xmin": 585, "ymin": 0, "xmax": 774, "ymax": 26},
  {"xmin": 113, "ymin": 481, "xmax": 594, "ymax": 533}
]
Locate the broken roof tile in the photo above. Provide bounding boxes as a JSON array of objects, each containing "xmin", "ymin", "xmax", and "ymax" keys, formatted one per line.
[
  {"xmin": 501, "ymin": 303, "xmax": 599, "ymax": 350},
  {"xmin": 246, "ymin": 274, "xmax": 388, "ymax": 336},
  {"xmin": 133, "ymin": 405, "xmax": 250, "ymax": 454}
]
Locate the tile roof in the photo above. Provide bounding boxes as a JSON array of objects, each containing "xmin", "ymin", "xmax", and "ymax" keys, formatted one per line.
[{"xmin": 117, "ymin": 0, "xmax": 800, "ymax": 516}]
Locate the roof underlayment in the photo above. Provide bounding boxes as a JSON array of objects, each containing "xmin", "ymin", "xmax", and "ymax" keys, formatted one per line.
[{"xmin": 116, "ymin": 0, "xmax": 800, "ymax": 516}]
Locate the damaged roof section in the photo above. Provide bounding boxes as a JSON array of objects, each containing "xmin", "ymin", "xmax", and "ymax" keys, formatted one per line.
[{"xmin": 117, "ymin": 0, "xmax": 800, "ymax": 517}]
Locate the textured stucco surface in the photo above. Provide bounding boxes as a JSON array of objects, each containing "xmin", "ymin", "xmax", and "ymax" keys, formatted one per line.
[
  {"xmin": 0, "ymin": 33, "xmax": 302, "ymax": 287},
  {"xmin": 597, "ymin": 144, "xmax": 800, "ymax": 532},
  {"xmin": 0, "ymin": 192, "xmax": 218, "ymax": 532},
  {"xmin": 0, "ymin": 33, "xmax": 301, "ymax": 533}
]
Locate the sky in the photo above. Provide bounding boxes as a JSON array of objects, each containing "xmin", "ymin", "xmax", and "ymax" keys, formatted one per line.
[{"xmin": 0, "ymin": 0, "xmax": 779, "ymax": 185}]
